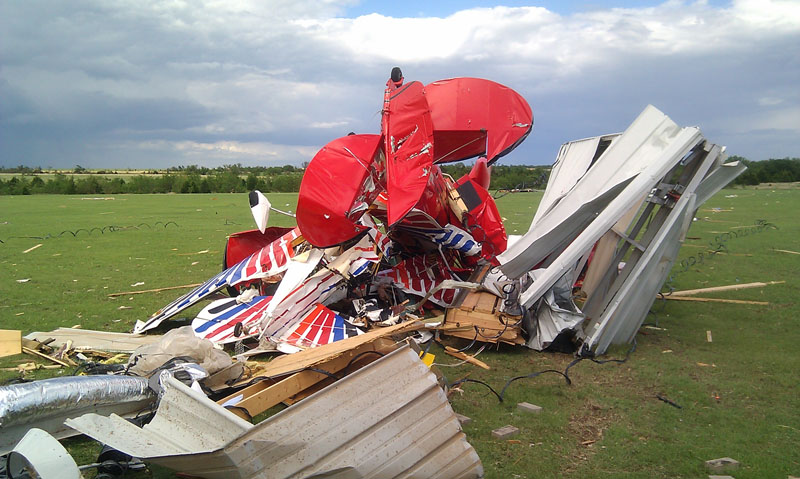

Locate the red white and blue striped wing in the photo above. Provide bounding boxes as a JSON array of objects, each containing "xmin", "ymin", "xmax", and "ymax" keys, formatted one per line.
[
  {"xmin": 192, "ymin": 296, "xmax": 272, "ymax": 344},
  {"xmin": 279, "ymin": 303, "xmax": 363, "ymax": 350},
  {"xmin": 135, "ymin": 228, "xmax": 300, "ymax": 333},
  {"xmin": 378, "ymin": 255, "xmax": 459, "ymax": 307},
  {"xmin": 261, "ymin": 235, "xmax": 383, "ymax": 340}
]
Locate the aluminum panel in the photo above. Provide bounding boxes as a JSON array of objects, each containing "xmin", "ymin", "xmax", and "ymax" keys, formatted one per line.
[{"xmin": 68, "ymin": 346, "xmax": 483, "ymax": 479}]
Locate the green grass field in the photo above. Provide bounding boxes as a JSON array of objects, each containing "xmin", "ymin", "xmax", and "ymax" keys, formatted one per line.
[{"xmin": 1, "ymin": 188, "xmax": 798, "ymax": 478}]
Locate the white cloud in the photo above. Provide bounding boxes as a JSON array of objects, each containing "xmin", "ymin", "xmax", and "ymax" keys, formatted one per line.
[{"xmin": 1, "ymin": 0, "xmax": 798, "ymax": 167}]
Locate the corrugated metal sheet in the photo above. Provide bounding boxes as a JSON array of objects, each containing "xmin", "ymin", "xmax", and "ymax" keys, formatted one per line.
[
  {"xmin": 67, "ymin": 345, "xmax": 483, "ymax": 479},
  {"xmin": 500, "ymin": 105, "xmax": 746, "ymax": 354},
  {"xmin": 582, "ymin": 144, "xmax": 744, "ymax": 353},
  {"xmin": 499, "ymin": 105, "xmax": 702, "ymax": 282},
  {"xmin": 530, "ymin": 133, "xmax": 620, "ymax": 229}
]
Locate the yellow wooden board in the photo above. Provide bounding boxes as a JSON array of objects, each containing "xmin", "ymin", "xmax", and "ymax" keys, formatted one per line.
[{"xmin": 0, "ymin": 330, "xmax": 22, "ymax": 358}]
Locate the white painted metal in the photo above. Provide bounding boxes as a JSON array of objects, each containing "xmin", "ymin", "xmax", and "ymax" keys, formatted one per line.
[
  {"xmin": 694, "ymin": 159, "xmax": 746, "ymax": 205},
  {"xmin": 507, "ymin": 109, "xmax": 704, "ymax": 306},
  {"xmin": 499, "ymin": 105, "xmax": 700, "ymax": 280},
  {"xmin": 584, "ymin": 195, "xmax": 696, "ymax": 353},
  {"xmin": 530, "ymin": 134, "xmax": 619, "ymax": 229},
  {"xmin": 68, "ymin": 345, "xmax": 483, "ymax": 479},
  {"xmin": 6, "ymin": 428, "xmax": 81, "ymax": 479},
  {"xmin": 583, "ymin": 145, "xmax": 743, "ymax": 353},
  {"xmin": 525, "ymin": 272, "xmax": 585, "ymax": 350}
]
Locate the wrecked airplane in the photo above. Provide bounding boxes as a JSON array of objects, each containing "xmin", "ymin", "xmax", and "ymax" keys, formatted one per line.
[
  {"xmin": 136, "ymin": 68, "xmax": 743, "ymax": 358},
  {"xmin": 0, "ymin": 68, "xmax": 745, "ymax": 478}
]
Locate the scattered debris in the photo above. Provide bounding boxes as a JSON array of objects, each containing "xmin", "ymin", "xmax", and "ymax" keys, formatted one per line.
[
  {"xmin": 705, "ymin": 457, "xmax": 740, "ymax": 473},
  {"xmin": 669, "ymin": 280, "xmax": 784, "ymax": 296},
  {"xmin": 773, "ymin": 248, "xmax": 800, "ymax": 255},
  {"xmin": 22, "ymin": 243, "xmax": 42, "ymax": 254},
  {"xmin": 25, "ymin": 328, "xmax": 162, "ymax": 353},
  {"xmin": 455, "ymin": 413, "xmax": 473, "ymax": 425},
  {"xmin": 15, "ymin": 278, "xmax": 30, "ymax": 283},
  {"xmin": 67, "ymin": 346, "xmax": 484, "ymax": 478},
  {"xmin": 0, "ymin": 68, "xmax": 753, "ymax": 476},
  {"xmin": 492, "ymin": 425, "xmax": 520, "ymax": 440},
  {"xmin": 655, "ymin": 395, "xmax": 682, "ymax": 409},
  {"xmin": 443, "ymin": 346, "xmax": 491, "ymax": 370},
  {"xmin": 107, "ymin": 282, "xmax": 203, "ymax": 297},
  {"xmin": 517, "ymin": 402, "xmax": 543, "ymax": 414},
  {"xmin": 21, "ymin": 346, "xmax": 73, "ymax": 367},
  {"xmin": 0, "ymin": 329, "xmax": 22, "ymax": 358},
  {"xmin": 126, "ymin": 326, "xmax": 232, "ymax": 377},
  {"xmin": 707, "ymin": 330, "xmax": 713, "ymax": 343},
  {"xmin": 663, "ymin": 296, "xmax": 769, "ymax": 305}
]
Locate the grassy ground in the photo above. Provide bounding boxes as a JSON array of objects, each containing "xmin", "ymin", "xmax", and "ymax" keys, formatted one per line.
[{"xmin": 1, "ymin": 187, "xmax": 798, "ymax": 478}]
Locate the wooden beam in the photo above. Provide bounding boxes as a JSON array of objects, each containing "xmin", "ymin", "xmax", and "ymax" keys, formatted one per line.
[
  {"xmin": 22, "ymin": 346, "xmax": 72, "ymax": 367},
  {"xmin": 218, "ymin": 340, "xmax": 393, "ymax": 419},
  {"xmin": 241, "ymin": 320, "xmax": 422, "ymax": 381},
  {"xmin": 444, "ymin": 346, "xmax": 490, "ymax": 370},
  {"xmin": 669, "ymin": 281, "xmax": 784, "ymax": 297},
  {"xmin": 108, "ymin": 283, "xmax": 203, "ymax": 297},
  {"xmin": 662, "ymin": 296, "xmax": 769, "ymax": 305},
  {"xmin": 221, "ymin": 370, "xmax": 330, "ymax": 420}
]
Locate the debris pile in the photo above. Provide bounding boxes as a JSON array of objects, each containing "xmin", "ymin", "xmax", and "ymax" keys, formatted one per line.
[{"xmin": 0, "ymin": 68, "xmax": 746, "ymax": 478}]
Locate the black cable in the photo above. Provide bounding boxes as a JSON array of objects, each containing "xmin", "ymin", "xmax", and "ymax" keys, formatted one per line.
[
  {"xmin": 449, "ymin": 378, "xmax": 503, "ymax": 402},
  {"xmin": 1, "ymin": 222, "xmax": 181, "ymax": 245},
  {"xmin": 449, "ymin": 339, "xmax": 638, "ymax": 404},
  {"xmin": 498, "ymin": 367, "xmax": 573, "ymax": 400},
  {"xmin": 433, "ymin": 328, "xmax": 478, "ymax": 353},
  {"xmin": 340, "ymin": 350, "xmax": 386, "ymax": 377},
  {"xmin": 655, "ymin": 394, "xmax": 682, "ymax": 409}
]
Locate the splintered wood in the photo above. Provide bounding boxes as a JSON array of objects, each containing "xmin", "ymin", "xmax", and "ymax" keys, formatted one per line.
[
  {"xmin": 217, "ymin": 321, "xmax": 422, "ymax": 420},
  {"xmin": 444, "ymin": 291, "xmax": 524, "ymax": 345}
]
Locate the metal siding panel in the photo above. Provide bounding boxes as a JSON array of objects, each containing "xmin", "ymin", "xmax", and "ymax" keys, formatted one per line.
[{"xmin": 68, "ymin": 346, "xmax": 482, "ymax": 479}]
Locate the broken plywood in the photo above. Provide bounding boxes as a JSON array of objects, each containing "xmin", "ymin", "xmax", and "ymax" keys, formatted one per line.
[
  {"xmin": 0, "ymin": 330, "xmax": 22, "ymax": 358},
  {"xmin": 444, "ymin": 291, "xmax": 524, "ymax": 345},
  {"xmin": 219, "ymin": 337, "xmax": 397, "ymax": 419}
]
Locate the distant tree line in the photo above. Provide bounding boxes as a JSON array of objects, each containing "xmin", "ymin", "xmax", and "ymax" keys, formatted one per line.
[
  {"xmin": 729, "ymin": 156, "xmax": 800, "ymax": 185},
  {"xmin": 1, "ymin": 157, "xmax": 797, "ymax": 195},
  {"xmin": 0, "ymin": 169, "xmax": 302, "ymax": 195}
]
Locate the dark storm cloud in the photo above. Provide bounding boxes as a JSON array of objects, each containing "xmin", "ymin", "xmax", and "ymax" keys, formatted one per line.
[{"xmin": 1, "ymin": 1, "xmax": 798, "ymax": 168}]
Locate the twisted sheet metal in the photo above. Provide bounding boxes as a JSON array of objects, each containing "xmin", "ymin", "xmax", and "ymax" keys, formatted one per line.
[{"xmin": 68, "ymin": 345, "xmax": 484, "ymax": 478}]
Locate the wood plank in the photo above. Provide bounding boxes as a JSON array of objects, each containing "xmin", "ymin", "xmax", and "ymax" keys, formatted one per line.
[
  {"xmin": 662, "ymin": 296, "xmax": 769, "ymax": 305},
  {"xmin": 0, "ymin": 330, "xmax": 22, "ymax": 358},
  {"xmin": 241, "ymin": 320, "xmax": 422, "ymax": 380},
  {"xmin": 21, "ymin": 346, "xmax": 71, "ymax": 367},
  {"xmin": 107, "ymin": 283, "xmax": 203, "ymax": 297},
  {"xmin": 222, "ymin": 370, "xmax": 329, "ymax": 420},
  {"xmin": 669, "ymin": 281, "xmax": 784, "ymax": 297},
  {"xmin": 443, "ymin": 347, "xmax": 490, "ymax": 370},
  {"xmin": 219, "ymin": 338, "xmax": 397, "ymax": 418}
]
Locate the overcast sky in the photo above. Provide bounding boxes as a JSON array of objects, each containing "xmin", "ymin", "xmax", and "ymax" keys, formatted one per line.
[{"xmin": 1, "ymin": 0, "xmax": 798, "ymax": 169}]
